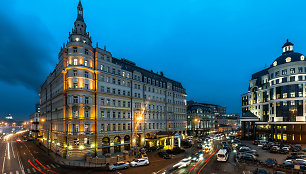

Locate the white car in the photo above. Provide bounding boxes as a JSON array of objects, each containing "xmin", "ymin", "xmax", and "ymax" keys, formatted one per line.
[
  {"xmin": 173, "ymin": 158, "xmax": 191, "ymax": 168},
  {"xmin": 108, "ymin": 161, "xmax": 129, "ymax": 170},
  {"xmin": 130, "ymin": 158, "xmax": 149, "ymax": 167}
]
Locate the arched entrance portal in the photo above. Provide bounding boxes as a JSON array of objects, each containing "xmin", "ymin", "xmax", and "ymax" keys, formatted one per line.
[
  {"xmin": 102, "ymin": 137, "xmax": 110, "ymax": 155},
  {"xmin": 124, "ymin": 135, "xmax": 130, "ymax": 150},
  {"xmin": 114, "ymin": 136, "xmax": 121, "ymax": 153}
]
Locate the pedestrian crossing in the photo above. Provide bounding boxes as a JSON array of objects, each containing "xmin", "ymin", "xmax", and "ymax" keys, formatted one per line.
[{"xmin": 3, "ymin": 163, "xmax": 60, "ymax": 174}]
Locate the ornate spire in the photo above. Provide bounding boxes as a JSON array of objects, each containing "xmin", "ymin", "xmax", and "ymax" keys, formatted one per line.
[{"xmin": 76, "ymin": 0, "xmax": 84, "ymax": 22}]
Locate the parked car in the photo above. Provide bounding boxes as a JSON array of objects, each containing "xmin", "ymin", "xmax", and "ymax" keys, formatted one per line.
[
  {"xmin": 262, "ymin": 144, "xmax": 270, "ymax": 150},
  {"xmin": 264, "ymin": 158, "xmax": 277, "ymax": 167},
  {"xmin": 173, "ymin": 158, "xmax": 191, "ymax": 168},
  {"xmin": 273, "ymin": 172, "xmax": 286, "ymax": 174},
  {"xmin": 238, "ymin": 154, "xmax": 258, "ymax": 162},
  {"xmin": 253, "ymin": 168, "xmax": 268, "ymax": 174},
  {"xmin": 269, "ymin": 146, "xmax": 280, "ymax": 153},
  {"xmin": 244, "ymin": 150, "xmax": 259, "ymax": 156},
  {"xmin": 108, "ymin": 162, "xmax": 129, "ymax": 171},
  {"xmin": 295, "ymin": 144, "xmax": 302, "ymax": 151},
  {"xmin": 279, "ymin": 147, "xmax": 289, "ymax": 154},
  {"xmin": 253, "ymin": 140, "xmax": 260, "ymax": 145},
  {"xmin": 141, "ymin": 153, "xmax": 148, "ymax": 159},
  {"xmin": 130, "ymin": 158, "xmax": 149, "ymax": 167},
  {"xmin": 291, "ymin": 147, "xmax": 300, "ymax": 152},
  {"xmin": 158, "ymin": 152, "xmax": 171, "ymax": 159}
]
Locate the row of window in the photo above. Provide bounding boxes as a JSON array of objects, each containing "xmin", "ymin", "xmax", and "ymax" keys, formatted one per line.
[
  {"xmin": 271, "ymin": 75, "xmax": 306, "ymax": 85},
  {"xmin": 271, "ymin": 67, "xmax": 306, "ymax": 79}
]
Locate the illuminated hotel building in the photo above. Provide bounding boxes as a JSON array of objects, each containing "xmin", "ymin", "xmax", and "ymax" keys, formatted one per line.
[
  {"xmin": 241, "ymin": 40, "xmax": 306, "ymax": 143},
  {"xmin": 39, "ymin": 1, "xmax": 187, "ymax": 160}
]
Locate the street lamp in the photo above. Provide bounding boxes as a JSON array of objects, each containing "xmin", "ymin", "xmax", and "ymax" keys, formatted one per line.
[{"xmin": 193, "ymin": 118, "xmax": 199, "ymax": 137}]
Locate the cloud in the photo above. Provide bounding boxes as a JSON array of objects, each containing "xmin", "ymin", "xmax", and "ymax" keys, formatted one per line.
[{"xmin": 0, "ymin": 8, "xmax": 56, "ymax": 92}]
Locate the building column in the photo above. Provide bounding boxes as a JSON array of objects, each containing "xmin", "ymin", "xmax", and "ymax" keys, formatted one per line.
[{"xmin": 178, "ymin": 137, "xmax": 181, "ymax": 147}]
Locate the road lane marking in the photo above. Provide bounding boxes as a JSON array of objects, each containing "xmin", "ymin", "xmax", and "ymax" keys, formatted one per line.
[
  {"xmin": 27, "ymin": 169, "xmax": 31, "ymax": 173},
  {"xmin": 10, "ymin": 142, "xmax": 15, "ymax": 159},
  {"xmin": 28, "ymin": 160, "xmax": 45, "ymax": 174},
  {"xmin": 50, "ymin": 164, "xmax": 56, "ymax": 168},
  {"xmin": 7, "ymin": 143, "xmax": 10, "ymax": 159},
  {"xmin": 2, "ymin": 157, "xmax": 6, "ymax": 174}
]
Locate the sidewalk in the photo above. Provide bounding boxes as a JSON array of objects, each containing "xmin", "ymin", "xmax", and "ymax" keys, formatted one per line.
[{"xmin": 33, "ymin": 142, "xmax": 134, "ymax": 169}]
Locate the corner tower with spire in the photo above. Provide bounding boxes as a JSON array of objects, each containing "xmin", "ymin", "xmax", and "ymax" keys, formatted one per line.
[{"xmin": 69, "ymin": 0, "xmax": 92, "ymax": 46}]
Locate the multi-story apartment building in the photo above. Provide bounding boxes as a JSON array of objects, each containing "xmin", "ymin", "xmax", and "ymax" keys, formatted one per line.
[
  {"xmin": 39, "ymin": 1, "xmax": 187, "ymax": 160},
  {"xmin": 187, "ymin": 101, "xmax": 216, "ymax": 136},
  {"xmin": 241, "ymin": 39, "xmax": 306, "ymax": 143}
]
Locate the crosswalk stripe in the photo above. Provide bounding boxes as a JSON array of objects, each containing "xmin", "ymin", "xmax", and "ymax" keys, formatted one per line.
[
  {"xmin": 21, "ymin": 170, "xmax": 25, "ymax": 174},
  {"xmin": 50, "ymin": 164, "xmax": 56, "ymax": 168},
  {"xmin": 27, "ymin": 168, "xmax": 31, "ymax": 173},
  {"xmin": 46, "ymin": 165, "xmax": 50, "ymax": 168},
  {"xmin": 32, "ymin": 168, "xmax": 36, "ymax": 172},
  {"xmin": 55, "ymin": 164, "xmax": 60, "ymax": 167},
  {"xmin": 16, "ymin": 171, "xmax": 19, "ymax": 174}
]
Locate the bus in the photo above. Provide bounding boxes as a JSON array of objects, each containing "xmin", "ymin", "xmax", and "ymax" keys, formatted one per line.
[{"xmin": 217, "ymin": 149, "xmax": 229, "ymax": 162}]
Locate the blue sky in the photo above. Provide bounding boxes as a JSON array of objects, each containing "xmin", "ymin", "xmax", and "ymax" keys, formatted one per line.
[{"xmin": 1, "ymin": 0, "xmax": 306, "ymax": 120}]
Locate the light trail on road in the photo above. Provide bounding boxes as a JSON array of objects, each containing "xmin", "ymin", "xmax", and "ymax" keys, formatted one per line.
[
  {"xmin": 188, "ymin": 145, "xmax": 215, "ymax": 174},
  {"xmin": 35, "ymin": 159, "xmax": 60, "ymax": 174},
  {"xmin": 197, "ymin": 145, "xmax": 219, "ymax": 174},
  {"xmin": 28, "ymin": 160, "xmax": 46, "ymax": 174}
]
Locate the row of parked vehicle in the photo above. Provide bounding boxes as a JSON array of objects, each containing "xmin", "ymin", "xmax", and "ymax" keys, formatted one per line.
[
  {"xmin": 108, "ymin": 158, "xmax": 150, "ymax": 171},
  {"xmin": 253, "ymin": 140, "xmax": 303, "ymax": 154}
]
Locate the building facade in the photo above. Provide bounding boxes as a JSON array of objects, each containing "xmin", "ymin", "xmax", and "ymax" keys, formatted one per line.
[
  {"xmin": 241, "ymin": 40, "xmax": 306, "ymax": 143},
  {"xmin": 216, "ymin": 113, "xmax": 240, "ymax": 131},
  {"xmin": 187, "ymin": 101, "xmax": 216, "ymax": 136},
  {"xmin": 39, "ymin": 1, "xmax": 187, "ymax": 160}
]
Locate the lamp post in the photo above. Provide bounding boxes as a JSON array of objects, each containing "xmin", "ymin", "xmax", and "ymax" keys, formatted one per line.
[
  {"xmin": 193, "ymin": 118, "xmax": 199, "ymax": 137},
  {"xmin": 132, "ymin": 114, "xmax": 143, "ymax": 157}
]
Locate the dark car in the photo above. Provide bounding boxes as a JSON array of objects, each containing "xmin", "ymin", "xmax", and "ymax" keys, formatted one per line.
[
  {"xmin": 190, "ymin": 153, "xmax": 200, "ymax": 161},
  {"xmin": 278, "ymin": 149, "xmax": 289, "ymax": 154},
  {"xmin": 295, "ymin": 144, "xmax": 302, "ymax": 151},
  {"xmin": 238, "ymin": 155, "xmax": 258, "ymax": 162},
  {"xmin": 158, "ymin": 152, "xmax": 171, "ymax": 159},
  {"xmin": 264, "ymin": 158, "xmax": 277, "ymax": 167},
  {"xmin": 253, "ymin": 168, "xmax": 268, "ymax": 174},
  {"xmin": 253, "ymin": 140, "xmax": 260, "ymax": 145},
  {"xmin": 273, "ymin": 172, "xmax": 286, "ymax": 174},
  {"xmin": 244, "ymin": 150, "xmax": 258, "ymax": 156},
  {"xmin": 279, "ymin": 163, "xmax": 294, "ymax": 169},
  {"xmin": 262, "ymin": 144, "xmax": 270, "ymax": 150},
  {"xmin": 291, "ymin": 147, "xmax": 300, "ymax": 152},
  {"xmin": 223, "ymin": 144, "xmax": 232, "ymax": 152}
]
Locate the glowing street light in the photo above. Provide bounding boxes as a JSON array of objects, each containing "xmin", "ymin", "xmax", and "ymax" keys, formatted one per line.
[{"xmin": 41, "ymin": 118, "xmax": 45, "ymax": 123}]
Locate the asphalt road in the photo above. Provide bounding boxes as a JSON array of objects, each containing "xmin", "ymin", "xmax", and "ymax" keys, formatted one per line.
[{"xmin": 0, "ymin": 131, "xmax": 62, "ymax": 174}]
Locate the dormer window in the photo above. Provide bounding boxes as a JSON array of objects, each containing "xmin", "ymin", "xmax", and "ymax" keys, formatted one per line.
[
  {"xmin": 273, "ymin": 61, "xmax": 277, "ymax": 66},
  {"xmin": 301, "ymin": 55, "xmax": 305, "ymax": 61},
  {"xmin": 75, "ymin": 38, "xmax": 80, "ymax": 42},
  {"xmin": 285, "ymin": 57, "xmax": 291, "ymax": 62}
]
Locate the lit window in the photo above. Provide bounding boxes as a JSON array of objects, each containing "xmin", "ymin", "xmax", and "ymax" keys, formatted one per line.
[
  {"xmin": 84, "ymin": 60, "xmax": 88, "ymax": 66},
  {"xmin": 74, "ymin": 59, "xmax": 78, "ymax": 65},
  {"xmin": 75, "ymin": 38, "xmax": 80, "ymax": 42},
  {"xmin": 286, "ymin": 57, "xmax": 291, "ymax": 62},
  {"xmin": 100, "ymin": 65, "xmax": 104, "ymax": 71},
  {"xmin": 290, "ymin": 92, "xmax": 295, "ymax": 97},
  {"xmin": 283, "ymin": 93, "xmax": 287, "ymax": 98},
  {"xmin": 273, "ymin": 61, "xmax": 277, "ymax": 66}
]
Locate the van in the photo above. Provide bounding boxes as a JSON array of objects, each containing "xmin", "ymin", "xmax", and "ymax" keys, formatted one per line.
[{"xmin": 217, "ymin": 149, "xmax": 229, "ymax": 162}]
